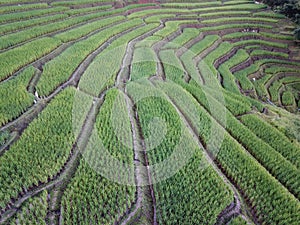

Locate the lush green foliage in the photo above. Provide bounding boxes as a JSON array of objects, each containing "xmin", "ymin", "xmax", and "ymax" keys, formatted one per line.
[
  {"xmin": 131, "ymin": 47, "xmax": 157, "ymax": 81},
  {"xmin": 0, "ymin": 37, "xmax": 61, "ymax": 81},
  {"xmin": 0, "ymin": 14, "xmax": 68, "ymax": 35},
  {"xmin": 0, "ymin": 66, "xmax": 35, "ymax": 126},
  {"xmin": 54, "ymin": 15, "xmax": 125, "ymax": 42},
  {"xmin": 159, "ymin": 81, "xmax": 300, "ymax": 225},
  {"xmin": 282, "ymin": 90, "xmax": 296, "ymax": 106},
  {"xmin": 218, "ymin": 49, "xmax": 249, "ymax": 94},
  {"xmin": 4, "ymin": 191, "xmax": 48, "ymax": 225},
  {"xmin": 79, "ymin": 23, "xmax": 159, "ymax": 96},
  {"xmin": 134, "ymin": 86, "xmax": 233, "ymax": 224},
  {"xmin": 61, "ymin": 89, "xmax": 135, "ymax": 224},
  {"xmin": 36, "ymin": 19, "xmax": 142, "ymax": 97},
  {"xmin": 0, "ymin": 6, "xmax": 68, "ymax": 23},
  {"xmin": 0, "ymin": 88, "xmax": 76, "ymax": 209},
  {"xmin": 241, "ymin": 114, "xmax": 300, "ymax": 168}
]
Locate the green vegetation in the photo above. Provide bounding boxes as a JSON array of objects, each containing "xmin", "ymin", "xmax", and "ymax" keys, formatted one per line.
[
  {"xmin": 218, "ymin": 49, "xmax": 249, "ymax": 93},
  {"xmin": 0, "ymin": 88, "xmax": 76, "ymax": 209},
  {"xmin": 4, "ymin": 191, "xmax": 48, "ymax": 225},
  {"xmin": 133, "ymin": 87, "xmax": 233, "ymax": 224},
  {"xmin": 0, "ymin": 67, "xmax": 35, "ymax": 126},
  {"xmin": 282, "ymin": 90, "xmax": 296, "ymax": 106},
  {"xmin": 0, "ymin": 37, "xmax": 61, "ymax": 81},
  {"xmin": 61, "ymin": 89, "xmax": 135, "ymax": 224},
  {"xmin": 241, "ymin": 114, "xmax": 300, "ymax": 168},
  {"xmin": 37, "ymin": 19, "xmax": 142, "ymax": 97},
  {"xmin": 0, "ymin": 1, "xmax": 300, "ymax": 224}
]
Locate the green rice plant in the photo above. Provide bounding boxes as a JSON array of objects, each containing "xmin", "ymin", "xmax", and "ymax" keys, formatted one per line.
[
  {"xmin": 135, "ymin": 35, "xmax": 163, "ymax": 48},
  {"xmin": 51, "ymin": 0, "xmax": 113, "ymax": 6},
  {"xmin": 64, "ymin": 5, "xmax": 112, "ymax": 15},
  {"xmin": 158, "ymin": 81, "xmax": 300, "ymax": 225},
  {"xmin": 218, "ymin": 49, "xmax": 249, "ymax": 94},
  {"xmin": 265, "ymin": 66, "xmax": 300, "ymax": 74},
  {"xmin": 5, "ymin": 190, "xmax": 48, "ymax": 225},
  {"xmin": 128, "ymin": 8, "xmax": 189, "ymax": 19},
  {"xmin": 282, "ymin": 91, "xmax": 296, "ymax": 106},
  {"xmin": 154, "ymin": 20, "xmax": 199, "ymax": 38},
  {"xmin": 241, "ymin": 114, "xmax": 300, "ymax": 168},
  {"xmin": 0, "ymin": 14, "xmax": 68, "ymax": 35},
  {"xmin": 0, "ymin": 37, "xmax": 62, "ymax": 81},
  {"xmin": 0, "ymin": 0, "xmax": 39, "ymax": 4},
  {"xmin": 128, "ymin": 82, "xmax": 233, "ymax": 225},
  {"xmin": 200, "ymin": 11, "xmax": 251, "ymax": 17},
  {"xmin": 253, "ymin": 75, "xmax": 271, "ymax": 99},
  {"xmin": 36, "ymin": 19, "xmax": 143, "ymax": 97},
  {"xmin": 0, "ymin": 66, "xmax": 35, "ymax": 126},
  {"xmin": 54, "ymin": 15, "xmax": 125, "ymax": 42},
  {"xmin": 78, "ymin": 23, "xmax": 159, "ymax": 96},
  {"xmin": 0, "ymin": 3, "xmax": 48, "ymax": 14},
  {"xmin": 199, "ymin": 23, "xmax": 273, "ymax": 32},
  {"xmin": 228, "ymin": 216, "xmax": 248, "ymax": 225},
  {"xmin": 253, "ymin": 11, "xmax": 286, "ymax": 19},
  {"xmin": 202, "ymin": 17, "xmax": 278, "ymax": 24},
  {"xmin": 131, "ymin": 47, "xmax": 157, "ymax": 81},
  {"xmin": 233, "ymin": 39, "xmax": 288, "ymax": 49},
  {"xmin": 160, "ymin": 49, "xmax": 185, "ymax": 82},
  {"xmin": 181, "ymin": 35, "xmax": 220, "ymax": 85},
  {"xmin": 163, "ymin": 28, "xmax": 200, "ymax": 49},
  {"xmin": 0, "ymin": 10, "xmax": 126, "ymax": 49},
  {"xmin": 191, "ymin": 3, "xmax": 267, "ymax": 13},
  {"xmin": 161, "ymin": 2, "xmax": 221, "ymax": 8},
  {"xmin": 233, "ymin": 69, "xmax": 254, "ymax": 91},
  {"xmin": 0, "ymin": 6, "xmax": 68, "ymax": 23},
  {"xmin": 61, "ymin": 88, "xmax": 135, "ymax": 225},
  {"xmin": 250, "ymin": 49, "xmax": 289, "ymax": 58},
  {"xmin": 144, "ymin": 14, "xmax": 176, "ymax": 23},
  {"xmin": 0, "ymin": 88, "xmax": 76, "ymax": 209},
  {"xmin": 202, "ymin": 41, "xmax": 233, "ymax": 77},
  {"xmin": 268, "ymin": 80, "xmax": 281, "ymax": 102},
  {"xmin": 223, "ymin": 31, "xmax": 293, "ymax": 41}
]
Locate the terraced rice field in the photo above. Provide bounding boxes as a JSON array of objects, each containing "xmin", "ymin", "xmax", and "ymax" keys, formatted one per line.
[{"xmin": 0, "ymin": 0, "xmax": 300, "ymax": 224}]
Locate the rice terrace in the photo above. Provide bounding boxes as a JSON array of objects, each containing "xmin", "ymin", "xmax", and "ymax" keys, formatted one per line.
[{"xmin": 0, "ymin": 0, "xmax": 300, "ymax": 224}]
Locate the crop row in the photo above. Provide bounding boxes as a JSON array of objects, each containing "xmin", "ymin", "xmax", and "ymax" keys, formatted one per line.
[
  {"xmin": 181, "ymin": 35, "xmax": 220, "ymax": 85},
  {"xmin": 201, "ymin": 16, "xmax": 278, "ymax": 24},
  {"xmin": 158, "ymin": 81, "xmax": 300, "ymax": 225},
  {"xmin": 0, "ymin": 3, "xmax": 48, "ymax": 14},
  {"xmin": 127, "ymin": 82, "xmax": 233, "ymax": 225},
  {"xmin": 154, "ymin": 20, "xmax": 199, "ymax": 38},
  {"xmin": 218, "ymin": 49, "xmax": 249, "ymax": 94},
  {"xmin": 51, "ymin": 0, "xmax": 115, "ymax": 7},
  {"xmin": 61, "ymin": 89, "xmax": 135, "ymax": 225},
  {"xmin": 54, "ymin": 15, "xmax": 125, "ymax": 42},
  {"xmin": 36, "ymin": 18, "xmax": 143, "ymax": 97},
  {"xmin": 0, "ymin": 8, "xmax": 128, "ymax": 50},
  {"xmin": 0, "ymin": 87, "xmax": 76, "ymax": 209},
  {"xmin": 0, "ymin": 37, "xmax": 62, "ymax": 81},
  {"xmin": 131, "ymin": 47, "xmax": 157, "ymax": 81},
  {"xmin": 185, "ymin": 79, "xmax": 300, "ymax": 198},
  {"xmin": 0, "ymin": 6, "xmax": 68, "ymax": 24},
  {"xmin": 240, "ymin": 114, "xmax": 300, "ymax": 168},
  {"xmin": 65, "ymin": 5, "xmax": 112, "ymax": 16},
  {"xmin": 223, "ymin": 31, "xmax": 293, "ymax": 41},
  {"xmin": 162, "ymin": 28, "xmax": 200, "ymax": 49},
  {"xmin": 78, "ymin": 22, "xmax": 159, "ymax": 97},
  {"xmin": 4, "ymin": 190, "xmax": 48, "ymax": 225},
  {"xmin": 0, "ymin": 13, "xmax": 68, "ymax": 35},
  {"xmin": 0, "ymin": 66, "xmax": 35, "ymax": 127}
]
